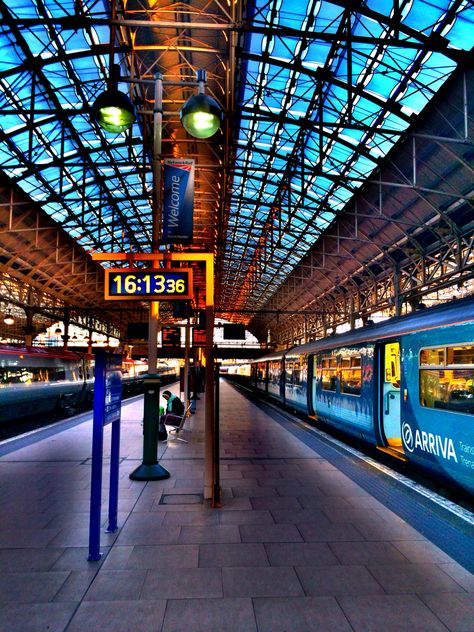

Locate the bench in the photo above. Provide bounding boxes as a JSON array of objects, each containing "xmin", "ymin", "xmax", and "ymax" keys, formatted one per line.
[{"xmin": 165, "ymin": 404, "xmax": 192, "ymax": 443}]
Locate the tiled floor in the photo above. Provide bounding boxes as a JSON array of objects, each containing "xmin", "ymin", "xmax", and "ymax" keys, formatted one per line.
[{"xmin": 0, "ymin": 380, "xmax": 473, "ymax": 631}]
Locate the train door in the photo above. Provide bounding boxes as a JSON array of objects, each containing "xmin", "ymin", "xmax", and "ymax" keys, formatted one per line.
[{"xmin": 378, "ymin": 341, "xmax": 404, "ymax": 457}]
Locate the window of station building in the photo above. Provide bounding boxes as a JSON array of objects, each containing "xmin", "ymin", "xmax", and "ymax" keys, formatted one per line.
[
  {"xmin": 340, "ymin": 355, "xmax": 362, "ymax": 396},
  {"xmin": 419, "ymin": 344, "xmax": 474, "ymax": 415},
  {"xmin": 318, "ymin": 355, "xmax": 338, "ymax": 392}
]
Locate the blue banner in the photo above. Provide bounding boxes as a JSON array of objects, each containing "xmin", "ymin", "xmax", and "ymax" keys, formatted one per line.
[{"xmin": 163, "ymin": 159, "xmax": 194, "ymax": 244}]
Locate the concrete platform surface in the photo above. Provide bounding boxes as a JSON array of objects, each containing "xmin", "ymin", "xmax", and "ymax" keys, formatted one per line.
[{"xmin": 0, "ymin": 380, "xmax": 473, "ymax": 631}]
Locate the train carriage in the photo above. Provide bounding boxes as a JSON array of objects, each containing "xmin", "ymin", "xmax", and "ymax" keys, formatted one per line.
[
  {"xmin": 0, "ymin": 346, "xmax": 179, "ymax": 425},
  {"xmin": 244, "ymin": 296, "xmax": 474, "ymax": 496},
  {"xmin": 0, "ymin": 345, "xmax": 94, "ymax": 422}
]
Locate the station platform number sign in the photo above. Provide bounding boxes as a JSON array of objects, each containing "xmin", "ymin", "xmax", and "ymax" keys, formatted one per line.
[{"xmin": 105, "ymin": 268, "xmax": 193, "ymax": 301}]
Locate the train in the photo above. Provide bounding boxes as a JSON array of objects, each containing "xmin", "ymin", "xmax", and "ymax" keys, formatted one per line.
[
  {"xmin": 0, "ymin": 345, "xmax": 178, "ymax": 424},
  {"xmin": 229, "ymin": 296, "xmax": 474, "ymax": 497}
]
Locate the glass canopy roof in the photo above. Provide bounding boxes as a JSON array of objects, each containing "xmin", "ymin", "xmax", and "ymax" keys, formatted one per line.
[
  {"xmin": 0, "ymin": 0, "xmax": 472, "ymax": 321},
  {"xmin": 220, "ymin": 0, "xmax": 473, "ymax": 314}
]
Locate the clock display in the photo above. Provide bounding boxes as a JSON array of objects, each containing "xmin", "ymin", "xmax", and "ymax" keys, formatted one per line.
[{"xmin": 105, "ymin": 268, "xmax": 193, "ymax": 301}]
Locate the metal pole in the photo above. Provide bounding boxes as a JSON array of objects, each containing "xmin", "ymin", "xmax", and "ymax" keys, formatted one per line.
[
  {"xmin": 130, "ymin": 71, "xmax": 169, "ymax": 481},
  {"xmin": 212, "ymin": 360, "xmax": 221, "ymax": 507},
  {"xmin": 148, "ymin": 71, "xmax": 163, "ymax": 375},
  {"xmin": 203, "ymin": 256, "xmax": 215, "ymax": 500},
  {"xmin": 184, "ymin": 318, "xmax": 190, "ymax": 408}
]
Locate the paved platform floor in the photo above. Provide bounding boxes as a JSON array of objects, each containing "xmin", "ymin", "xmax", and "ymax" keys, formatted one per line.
[{"xmin": 0, "ymin": 380, "xmax": 473, "ymax": 631}]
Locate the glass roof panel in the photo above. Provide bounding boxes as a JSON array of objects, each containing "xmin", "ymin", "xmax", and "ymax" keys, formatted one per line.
[
  {"xmin": 0, "ymin": 0, "xmax": 473, "ymax": 322},
  {"xmin": 222, "ymin": 0, "xmax": 473, "ymax": 312}
]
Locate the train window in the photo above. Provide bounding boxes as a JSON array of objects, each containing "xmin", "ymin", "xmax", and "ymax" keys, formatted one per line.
[
  {"xmin": 384, "ymin": 343, "xmax": 400, "ymax": 387},
  {"xmin": 268, "ymin": 360, "xmax": 281, "ymax": 387},
  {"xmin": 420, "ymin": 348, "xmax": 445, "ymax": 367},
  {"xmin": 420, "ymin": 344, "xmax": 474, "ymax": 415},
  {"xmin": 447, "ymin": 346, "xmax": 474, "ymax": 366},
  {"xmin": 0, "ymin": 368, "xmax": 31, "ymax": 384},
  {"xmin": 255, "ymin": 362, "xmax": 267, "ymax": 386},
  {"xmin": 48, "ymin": 367, "xmax": 67, "ymax": 381},
  {"xmin": 319, "ymin": 355, "xmax": 337, "ymax": 391},
  {"xmin": 340, "ymin": 356, "xmax": 361, "ymax": 395}
]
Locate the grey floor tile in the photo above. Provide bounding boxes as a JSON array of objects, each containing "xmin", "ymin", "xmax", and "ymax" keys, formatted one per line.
[
  {"xmin": 339, "ymin": 594, "xmax": 450, "ymax": 631},
  {"xmin": 141, "ymin": 567, "xmax": 222, "ymax": 599},
  {"xmin": 223, "ymin": 566, "xmax": 304, "ymax": 597},
  {"xmin": 84, "ymin": 569, "xmax": 146, "ymax": 601},
  {"xmin": 297, "ymin": 521, "xmax": 365, "ymax": 542},
  {"xmin": 199, "ymin": 542, "xmax": 269, "ymax": 567},
  {"xmin": 438, "ymin": 563, "xmax": 474, "ymax": 592},
  {"xmin": 162, "ymin": 509, "xmax": 219, "ymax": 526},
  {"xmin": 0, "ymin": 570, "xmax": 70, "ymax": 603},
  {"xmin": 0, "ymin": 547, "xmax": 64, "ymax": 571},
  {"xmin": 53, "ymin": 569, "xmax": 98, "ymax": 601},
  {"xmin": 0, "ymin": 602, "xmax": 77, "ymax": 632},
  {"xmin": 67, "ymin": 599, "xmax": 167, "ymax": 632},
  {"xmin": 250, "ymin": 496, "xmax": 302, "ymax": 511},
  {"xmin": 231, "ymin": 486, "xmax": 278, "ymax": 498},
  {"xmin": 240, "ymin": 523, "xmax": 303, "ymax": 543},
  {"xmin": 329, "ymin": 541, "xmax": 410, "ymax": 565},
  {"xmin": 297, "ymin": 494, "xmax": 353, "ymax": 510},
  {"xmin": 253, "ymin": 596, "xmax": 354, "ymax": 632},
  {"xmin": 123, "ymin": 544, "xmax": 199, "ymax": 569},
  {"xmin": 270, "ymin": 507, "xmax": 328, "ymax": 524},
  {"xmin": 178, "ymin": 524, "xmax": 241, "ymax": 544},
  {"xmin": 162, "ymin": 597, "xmax": 257, "ymax": 632},
  {"xmin": 353, "ymin": 519, "xmax": 426, "ymax": 541},
  {"xmin": 116, "ymin": 522, "xmax": 180, "ymax": 546},
  {"xmin": 420, "ymin": 592, "xmax": 474, "ymax": 631},
  {"xmin": 265, "ymin": 542, "xmax": 340, "ymax": 566},
  {"xmin": 392, "ymin": 540, "xmax": 461, "ymax": 565},
  {"xmin": 368, "ymin": 563, "xmax": 468, "ymax": 593},
  {"xmin": 0, "ymin": 528, "xmax": 60, "ymax": 548},
  {"xmin": 295, "ymin": 564, "xmax": 384, "ymax": 596},
  {"xmin": 218, "ymin": 509, "xmax": 275, "ymax": 525}
]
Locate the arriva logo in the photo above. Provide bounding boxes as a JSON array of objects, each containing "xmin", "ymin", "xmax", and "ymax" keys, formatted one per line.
[{"xmin": 402, "ymin": 422, "xmax": 458, "ymax": 462}]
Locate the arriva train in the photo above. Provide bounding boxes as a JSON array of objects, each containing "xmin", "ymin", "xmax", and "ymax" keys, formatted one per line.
[
  {"xmin": 234, "ymin": 296, "xmax": 474, "ymax": 497},
  {"xmin": 0, "ymin": 345, "xmax": 178, "ymax": 424}
]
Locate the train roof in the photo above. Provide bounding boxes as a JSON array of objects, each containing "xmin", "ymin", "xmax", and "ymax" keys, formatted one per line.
[
  {"xmin": 252, "ymin": 349, "xmax": 292, "ymax": 363},
  {"xmin": 301, "ymin": 295, "xmax": 474, "ymax": 355},
  {"xmin": 253, "ymin": 295, "xmax": 474, "ymax": 362},
  {"xmin": 0, "ymin": 344, "xmax": 93, "ymax": 361}
]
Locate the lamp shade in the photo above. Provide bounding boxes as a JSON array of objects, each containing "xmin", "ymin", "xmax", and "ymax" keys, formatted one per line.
[
  {"xmin": 3, "ymin": 313, "xmax": 14, "ymax": 326},
  {"xmin": 92, "ymin": 89, "xmax": 136, "ymax": 133},
  {"xmin": 180, "ymin": 93, "xmax": 223, "ymax": 139}
]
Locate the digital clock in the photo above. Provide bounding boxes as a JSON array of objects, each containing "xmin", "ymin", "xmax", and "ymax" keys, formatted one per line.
[{"xmin": 104, "ymin": 268, "xmax": 193, "ymax": 301}]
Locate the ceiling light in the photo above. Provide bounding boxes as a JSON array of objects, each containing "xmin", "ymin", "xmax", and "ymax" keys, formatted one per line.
[
  {"xmin": 3, "ymin": 313, "xmax": 14, "ymax": 326},
  {"xmin": 180, "ymin": 70, "xmax": 223, "ymax": 139},
  {"xmin": 92, "ymin": 89, "xmax": 136, "ymax": 133}
]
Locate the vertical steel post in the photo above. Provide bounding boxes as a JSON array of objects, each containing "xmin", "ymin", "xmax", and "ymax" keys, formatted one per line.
[{"xmin": 129, "ymin": 374, "xmax": 169, "ymax": 480}]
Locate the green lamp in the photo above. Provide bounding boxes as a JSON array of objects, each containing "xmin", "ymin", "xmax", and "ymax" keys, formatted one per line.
[
  {"xmin": 92, "ymin": 88, "xmax": 136, "ymax": 133},
  {"xmin": 180, "ymin": 70, "xmax": 224, "ymax": 139}
]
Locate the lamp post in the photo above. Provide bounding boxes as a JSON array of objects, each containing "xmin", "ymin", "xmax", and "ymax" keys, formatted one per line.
[
  {"xmin": 128, "ymin": 72, "xmax": 168, "ymax": 482},
  {"xmin": 92, "ymin": 69, "xmax": 223, "ymax": 483}
]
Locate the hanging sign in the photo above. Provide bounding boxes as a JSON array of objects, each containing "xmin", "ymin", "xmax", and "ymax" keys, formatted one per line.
[
  {"xmin": 163, "ymin": 159, "xmax": 195, "ymax": 244},
  {"xmin": 105, "ymin": 268, "xmax": 193, "ymax": 300},
  {"xmin": 162, "ymin": 326, "xmax": 181, "ymax": 348},
  {"xmin": 192, "ymin": 327, "xmax": 206, "ymax": 347}
]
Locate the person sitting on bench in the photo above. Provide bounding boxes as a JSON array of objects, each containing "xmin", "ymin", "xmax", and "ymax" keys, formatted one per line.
[{"xmin": 160, "ymin": 390, "xmax": 185, "ymax": 427}]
